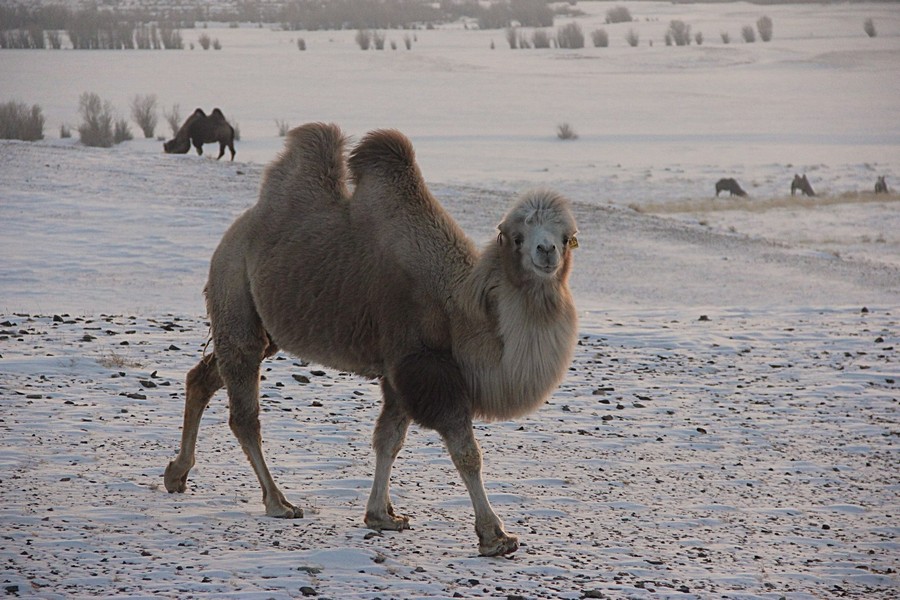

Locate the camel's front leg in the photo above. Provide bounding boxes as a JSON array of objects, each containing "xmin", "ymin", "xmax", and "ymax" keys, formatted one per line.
[
  {"xmin": 441, "ymin": 423, "xmax": 518, "ymax": 557},
  {"xmin": 365, "ymin": 382, "xmax": 412, "ymax": 531}
]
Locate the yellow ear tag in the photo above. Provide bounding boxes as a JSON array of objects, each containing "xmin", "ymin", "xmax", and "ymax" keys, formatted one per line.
[{"xmin": 568, "ymin": 236, "xmax": 579, "ymax": 249}]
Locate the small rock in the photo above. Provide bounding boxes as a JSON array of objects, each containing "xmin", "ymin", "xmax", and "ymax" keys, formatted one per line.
[
  {"xmin": 698, "ymin": 315, "xmax": 710, "ymax": 322},
  {"xmin": 299, "ymin": 587, "xmax": 317, "ymax": 597},
  {"xmin": 293, "ymin": 374, "xmax": 310, "ymax": 384}
]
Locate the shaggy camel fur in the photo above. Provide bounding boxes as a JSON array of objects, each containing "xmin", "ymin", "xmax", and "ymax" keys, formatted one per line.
[
  {"xmin": 163, "ymin": 108, "xmax": 236, "ymax": 161},
  {"xmin": 164, "ymin": 123, "xmax": 579, "ymax": 556}
]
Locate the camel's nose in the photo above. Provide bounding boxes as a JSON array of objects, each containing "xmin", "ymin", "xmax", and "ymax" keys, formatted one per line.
[{"xmin": 537, "ymin": 243, "xmax": 556, "ymax": 255}]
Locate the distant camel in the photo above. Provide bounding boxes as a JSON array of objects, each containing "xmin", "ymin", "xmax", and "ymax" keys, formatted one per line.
[
  {"xmin": 875, "ymin": 176, "xmax": 888, "ymax": 194},
  {"xmin": 163, "ymin": 108, "xmax": 236, "ymax": 160},
  {"xmin": 715, "ymin": 177, "xmax": 747, "ymax": 197},
  {"xmin": 791, "ymin": 174, "xmax": 815, "ymax": 197},
  {"xmin": 163, "ymin": 123, "xmax": 580, "ymax": 557}
]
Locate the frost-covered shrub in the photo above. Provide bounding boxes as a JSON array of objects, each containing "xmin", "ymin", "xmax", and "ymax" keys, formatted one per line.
[
  {"xmin": 864, "ymin": 18, "xmax": 876, "ymax": 38},
  {"xmin": 77, "ymin": 92, "xmax": 114, "ymax": 148},
  {"xmin": 591, "ymin": 28, "xmax": 609, "ymax": 48},
  {"xmin": 198, "ymin": 32, "xmax": 211, "ymax": 50},
  {"xmin": 275, "ymin": 119, "xmax": 290, "ymax": 137},
  {"xmin": 556, "ymin": 22, "xmax": 584, "ymax": 49},
  {"xmin": 605, "ymin": 6, "xmax": 632, "ymax": 24},
  {"xmin": 297, "ymin": 38, "xmax": 306, "ymax": 50},
  {"xmin": 695, "ymin": 31, "xmax": 703, "ymax": 46},
  {"xmin": 0, "ymin": 100, "xmax": 45, "ymax": 141},
  {"xmin": 163, "ymin": 103, "xmax": 181, "ymax": 136},
  {"xmin": 113, "ymin": 118, "xmax": 133, "ymax": 144},
  {"xmin": 372, "ymin": 30, "xmax": 385, "ymax": 50},
  {"xmin": 668, "ymin": 20, "xmax": 691, "ymax": 46},
  {"xmin": 557, "ymin": 123, "xmax": 577, "ymax": 140},
  {"xmin": 625, "ymin": 28, "xmax": 639, "ymax": 47},
  {"xmin": 60, "ymin": 123, "xmax": 71, "ymax": 138},
  {"xmin": 742, "ymin": 25, "xmax": 756, "ymax": 43},
  {"xmin": 721, "ymin": 31, "xmax": 731, "ymax": 44},
  {"xmin": 757, "ymin": 16, "xmax": 773, "ymax": 42},
  {"xmin": 532, "ymin": 29, "xmax": 551, "ymax": 49},
  {"xmin": 355, "ymin": 29, "xmax": 371, "ymax": 50},
  {"xmin": 130, "ymin": 94, "xmax": 158, "ymax": 138}
]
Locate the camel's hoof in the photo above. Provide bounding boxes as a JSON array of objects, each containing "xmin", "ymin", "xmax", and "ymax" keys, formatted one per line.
[
  {"xmin": 365, "ymin": 512, "xmax": 411, "ymax": 532},
  {"xmin": 163, "ymin": 462, "xmax": 188, "ymax": 493},
  {"xmin": 479, "ymin": 533, "xmax": 519, "ymax": 557},
  {"xmin": 267, "ymin": 503, "xmax": 304, "ymax": 519}
]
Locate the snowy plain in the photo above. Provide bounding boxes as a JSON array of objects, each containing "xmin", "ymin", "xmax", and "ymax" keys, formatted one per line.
[{"xmin": 1, "ymin": 1, "xmax": 899, "ymax": 598}]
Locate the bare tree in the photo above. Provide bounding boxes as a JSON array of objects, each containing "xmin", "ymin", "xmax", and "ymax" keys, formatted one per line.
[
  {"xmin": 163, "ymin": 103, "xmax": 182, "ymax": 137},
  {"xmin": 757, "ymin": 16, "xmax": 773, "ymax": 42},
  {"xmin": 130, "ymin": 94, "xmax": 158, "ymax": 138}
]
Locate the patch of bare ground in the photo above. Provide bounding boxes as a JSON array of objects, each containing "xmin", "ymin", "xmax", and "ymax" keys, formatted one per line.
[{"xmin": 630, "ymin": 191, "xmax": 900, "ymax": 215}]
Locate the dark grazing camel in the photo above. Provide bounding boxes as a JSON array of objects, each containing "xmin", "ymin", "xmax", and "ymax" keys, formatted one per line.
[{"xmin": 163, "ymin": 108, "xmax": 235, "ymax": 160}]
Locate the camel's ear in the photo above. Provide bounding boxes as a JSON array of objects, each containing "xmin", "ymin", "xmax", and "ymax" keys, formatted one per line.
[{"xmin": 497, "ymin": 232, "xmax": 504, "ymax": 246}]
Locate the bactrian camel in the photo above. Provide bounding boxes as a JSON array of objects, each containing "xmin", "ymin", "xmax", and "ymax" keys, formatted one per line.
[{"xmin": 163, "ymin": 122, "xmax": 579, "ymax": 556}]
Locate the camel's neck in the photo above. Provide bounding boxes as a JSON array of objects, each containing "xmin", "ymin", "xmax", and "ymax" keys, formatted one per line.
[{"xmin": 453, "ymin": 251, "xmax": 577, "ymax": 421}]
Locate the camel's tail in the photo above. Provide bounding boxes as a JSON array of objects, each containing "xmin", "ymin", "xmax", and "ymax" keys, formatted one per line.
[
  {"xmin": 348, "ymin": 129, "xmax": 419, "ymax": 186},
  {"xmin": 264, "ymin": 122, "xmax": 349, "ymax": 203}
]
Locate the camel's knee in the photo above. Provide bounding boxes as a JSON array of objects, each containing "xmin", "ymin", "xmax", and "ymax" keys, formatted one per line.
[
  {"xmin": 228, "ymin": 396, "xmax": 261, "ymax": 431},
  {"xmin": 373, "ymin": 383, "xmax": 410, "ymax": 451},
  {"xmin": 449, "ymin": 438, "xmax": 483, "ymax": 474},
  {"xmin": 186, "ymin": 354, "xmax": 223, "ymax": 405}
]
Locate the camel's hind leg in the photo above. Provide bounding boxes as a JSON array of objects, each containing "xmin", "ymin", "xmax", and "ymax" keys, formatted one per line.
[
  {"xmin": 164, "ymin": 353, "xmax": 223, "ymax": 493},
  {"xmin": 365, "ymin": 380, "xmax": 411, "ymax": 531},
  {"xmin": 216, "ymin": 328, "xmax": 302, "ymax": 518}
]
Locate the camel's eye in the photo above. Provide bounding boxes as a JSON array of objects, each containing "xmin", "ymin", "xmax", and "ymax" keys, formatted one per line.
[{"xmin": 513, "ymin": 234, "xmax": 524, "ymax": 248}]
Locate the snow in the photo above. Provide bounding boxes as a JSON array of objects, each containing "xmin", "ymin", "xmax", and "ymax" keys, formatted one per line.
[{"xmin": 1, "ymin": 2, "xmax": 899, "ymax": 598}]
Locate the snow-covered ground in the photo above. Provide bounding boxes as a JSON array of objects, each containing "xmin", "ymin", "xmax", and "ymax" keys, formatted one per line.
[{"xmin": 2, "ymin": 2, "xmax": 899, "ymax": 598}]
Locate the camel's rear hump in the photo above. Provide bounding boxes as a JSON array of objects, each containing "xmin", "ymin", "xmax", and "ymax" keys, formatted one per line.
[{"xmin": 348, "ymin": 129, "xmax": 418, "ymax": 185}]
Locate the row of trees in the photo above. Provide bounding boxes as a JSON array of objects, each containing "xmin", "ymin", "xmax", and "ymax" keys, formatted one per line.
[
  {"xmin": 0, "ymin": 1, "xmax": 579, "ymax": 36},
  {"xmin": 501, "ymin": 16, "xmax": 779, "ymax": 50},
  {"xmin": 0, "ymin": 21, "xmax": 187, "ymax": 50}
]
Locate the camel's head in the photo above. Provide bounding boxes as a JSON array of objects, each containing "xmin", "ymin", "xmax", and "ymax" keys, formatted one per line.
[
  {"xmin": 163, "ymin": 136, "xmax": 190, "ymax": 154},
  {"xmin": 497, "ymin": 190, "xmax": 578, "ymax": 283}
]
